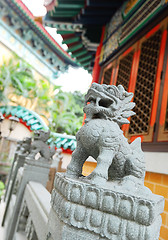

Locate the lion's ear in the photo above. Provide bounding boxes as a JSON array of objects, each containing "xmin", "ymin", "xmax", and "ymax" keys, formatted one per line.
[
  {"xmin": 123, "ymin": 93, "xmax": 134, "ymax": 103},
  {"xmin": 118, "ymin": 118, "xmax": 130, "ymax": 125},
  {"xmin": 124, "ymin": 102, "xmax": 135, "ymax": 111},
  {"xmin": 122, "ymin": 111, "xmax": 136, "ymax": 118}
]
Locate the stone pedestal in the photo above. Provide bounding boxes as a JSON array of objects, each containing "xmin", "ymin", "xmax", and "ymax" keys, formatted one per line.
[{"xmin": 47, "ymin": 173, "xmax": 164, "ymax": 240}]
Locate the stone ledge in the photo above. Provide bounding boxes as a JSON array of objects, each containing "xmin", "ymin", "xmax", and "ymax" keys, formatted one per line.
[
  {"xmin": 53, "ymin": 173, "xmax": 164, "ymax": 226},
  {"xmin": 25, "ymin": 157, "xmax": 50, "ymax": 168}
]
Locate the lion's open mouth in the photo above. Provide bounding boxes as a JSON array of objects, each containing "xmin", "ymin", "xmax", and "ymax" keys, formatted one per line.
[{"xmin": 92, "ymin": 113, "xmax": 103, "ymax": 119}]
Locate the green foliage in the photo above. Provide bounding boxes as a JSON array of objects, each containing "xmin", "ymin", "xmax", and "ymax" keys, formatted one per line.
[
  {"xmin": 0, "ymin": 56, "xmax": 85, "ymax": 136},
  {"xmin": 49, "ymin": 90, "xmax": 85, "ymax": 135},
  {"xmin": 0, "ymin": 57, "xmax": 37, "ymax": 102}
]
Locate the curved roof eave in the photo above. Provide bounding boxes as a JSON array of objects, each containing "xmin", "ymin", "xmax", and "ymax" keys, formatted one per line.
[
  {"xmin": 0, "ymin": 105, "xmax": 77, "ymax": 152},
  {"xmin": 7, "ymin": 0, "xmax": 79, "ymax": 67},
  {"xmin": 0, "ymin": 105, "xmax": 49, "ymax": 131}
]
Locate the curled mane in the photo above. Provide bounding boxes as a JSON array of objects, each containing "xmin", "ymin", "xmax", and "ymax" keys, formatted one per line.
[{"xmin": 85, "ymin": 83, "xmax": 136, "ymax": 126}]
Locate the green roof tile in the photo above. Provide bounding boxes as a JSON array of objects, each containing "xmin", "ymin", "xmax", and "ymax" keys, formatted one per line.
[
  {"xmin": 0, "ymin": 105, "xmax": 48, "ymax": 131},
  {"xmin": 0, "ymin": 107, "xmax": 6, "ymax": 114},
  {"xmin": 49, "ymin": 132, "xmax": 76, "ymax": 151},
  {"xmin": 5, "ymin": 107, "xmax": 12, "ymax": 116},
  {"xmin": 11, "ymin": 107, "xmax": 19, "ymax": 115},
  {"xmin": 57, "ymin": 30, "xmax": 75, "ymax": 35},
  {"xmin": 31, "ymin": 124, "xmax": 42, "ymax": 130},
  {"xmin": 72, "ymin": 49, "xmax": 88, "ymax": 58},
  {"xmin": 70, "ymin": 142, "xmax": 76, "ymax": 150},
  {"xmin": 15, "ymin": 109, "xmax": 25, "ymax": 118},
  {"xmin": 67, "ymin": 43, "xmax": 83, "ymax": 52},
  {"xmin": 62, "ymin": 37, "xmax": 80, "ymax": 45},
  {"xmin": 27, "ymin": 119, "xmax": 39, "ymax": 125},
  {"xmin": 22, "ymin": 112, "xmax": 29, "ymax": 119},
  {"xmin": 22, "ymin": 115, "xmax": 34, "ymax": 121},
  {"xmin": 54, "ymin": 137, "xmax": 62, "ymax": 144}
]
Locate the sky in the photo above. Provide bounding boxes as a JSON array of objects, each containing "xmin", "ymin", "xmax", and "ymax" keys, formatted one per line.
[{"xmin": 21, "ymin": 0, "xmax": 92, "ymax": 93}]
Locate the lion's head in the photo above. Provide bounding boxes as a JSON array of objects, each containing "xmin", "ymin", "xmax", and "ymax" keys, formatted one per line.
[
  {"xmin": 84, "ymin": 83, "xmax": 135, "ymax": 126},
  {"xmin": 34, "ymin": 130, "xmax": 50, "ymax": 142},
  {"xmin": 20, "ymin": 137, "xmax": 31, "ymax": 153}
]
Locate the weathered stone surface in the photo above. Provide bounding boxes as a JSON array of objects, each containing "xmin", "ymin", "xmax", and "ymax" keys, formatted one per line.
[
  {"xmin": 46, "ymin": 149, "xmax": 63, "ymax": 193},
  {"xmin": 17, "ymin": 181, "xmax": 51, "ymax": 240},
  {"xmin": 4, "ymin": 137, "xmax": 31, "ymax": 201},
  {"xmin": 66, "ymin": 84, "xmax": 145, "ymax": 186},
  {"xmin": 51, "ymin": 148, "xmax": 63, "ymax": 169},
  {"xmin": 4, "ymin": 158, "xmax": 50, "ymax": 240},
  {"xmin": 49, "ymin": 173, "xmax": 164, "ymax": 240},
  {"xmin": 27, "ymin": 130, "xmax": 55, "ymax": 162},
  {"xmin": 46, "ymin": 168, "xmax": 57, "ymax": 193},
  {"xmin": 2, "ymin": 153, "xmax": 30, "ymax": 227}
]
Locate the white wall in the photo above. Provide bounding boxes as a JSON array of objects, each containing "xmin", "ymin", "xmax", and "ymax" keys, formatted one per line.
[
  {"xmin": 1, "ymin": 119, "xmax": 32, "ymax": 141},
  {"xmin": 145, "ymin": 152, "xmax": 168, "ymax": 174}
]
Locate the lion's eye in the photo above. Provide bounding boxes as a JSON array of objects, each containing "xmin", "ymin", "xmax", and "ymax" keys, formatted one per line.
[
  {"xmin": 87, "ymin": 97, "xmax": 96, "ymax": 104},
  {"xmin": 99, "ymin": 99, "xmax": 113, "ymax": 108}
]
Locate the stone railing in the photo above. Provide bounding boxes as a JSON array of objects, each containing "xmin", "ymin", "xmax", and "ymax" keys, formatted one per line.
[
  {"xmin": 1, "ymin": 130, "xmax": 55, "ymax": 240},
  {"xmin": 17, "ymin": 181, "xmax": 51, "ymax": 240},
  {"xmin": 1, "ymin": 129, "xmax": 67, "ymax": 240}
]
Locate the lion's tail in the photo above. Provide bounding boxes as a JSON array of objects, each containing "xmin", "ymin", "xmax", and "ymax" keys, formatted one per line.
[{"xmin": 130, "ymin": 137, "xmax": 145, "ymax": 166}]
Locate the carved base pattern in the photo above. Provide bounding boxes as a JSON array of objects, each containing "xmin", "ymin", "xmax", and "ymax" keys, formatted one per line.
[
  {"xmin": 17, "ymin": 201, "xmax": 29, "ymax": 232},
  {"xmin": 25, "ymin": 215, "xmax": 38, "ymax": 240},
  {"xmin": 51, "ymin": 173, "xmax": 164, "ymax": 240}
]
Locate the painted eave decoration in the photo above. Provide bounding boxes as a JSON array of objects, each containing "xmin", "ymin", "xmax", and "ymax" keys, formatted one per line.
[
  {"xmin": 0, "ymin": 0, "xmax": 78, "ymax": 77},
  {"xmin": 48, "ymin": 132, "xmax": 76, "ymax": 153},
  {"xmin": 43, "ymin": 0, "xmax": 126, "ymax": 73},
  {"xmin": 44, "ymin": 0, "xmax": 168, "ymax": 69},
  {"xmin": 0, "ymin": 105, "xmax": 77, "ymax": 152},
  {"xmin": 0, "ymin": 105, "xmax": 48, "ymax": 131}
]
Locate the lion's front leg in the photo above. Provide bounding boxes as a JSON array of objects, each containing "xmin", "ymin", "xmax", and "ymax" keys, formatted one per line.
[
  {"xmin": 66, "ymin": 143, "xmax": 89, "ymax": 179},
  {"xmin": 87, "ymin": 147, "xmax": 115, "ymax": 184}
]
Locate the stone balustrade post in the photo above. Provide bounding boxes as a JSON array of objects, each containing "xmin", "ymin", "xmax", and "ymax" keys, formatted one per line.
[
  {"xmin": 4, "ymin": 156, "xmax": 50, "ymax": 240},
  {"xmin": 2, "ymin": 137, "xmax": 31, "ymax": 226}
]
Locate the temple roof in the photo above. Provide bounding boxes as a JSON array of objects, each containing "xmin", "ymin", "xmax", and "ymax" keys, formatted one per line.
[
  {"xmin": 44, "ymin": 0, "xmax": 168, "ymax": 71},
  {"xmin": 43, "ymin": 0, "xmax": 126, "ymax": 72},
  {"xmin": 0, "ymin": 0, "xmax": 79, "ymax": 78}
]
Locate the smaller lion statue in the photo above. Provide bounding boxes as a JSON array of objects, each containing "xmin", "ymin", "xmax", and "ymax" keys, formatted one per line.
[
  {"xmin": 66, "ymin": 83, "xmax": 145, "ymax": 187},
  {"xmin": 28, "ymin": 130, "xmax": 55, "ymax": 162},
  {"xmin": 18, "ymin": 137, "xmax": 31, "ymax": 156}
]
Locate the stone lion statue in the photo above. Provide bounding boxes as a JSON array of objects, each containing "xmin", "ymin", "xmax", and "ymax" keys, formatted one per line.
[
  {"xmin": 17, "ymin": 137, "xmax": 31, "ymax": 156},
  {"xmin": 28, "ymin": 130, "xmax": 55, "ymax": 162},
  {"xmin": 66, "ymin": 83, "xmax": 145, "ymax": 186}
]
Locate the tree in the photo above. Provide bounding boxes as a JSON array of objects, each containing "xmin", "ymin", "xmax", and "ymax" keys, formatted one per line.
[
  {"xmin": 0, "ymin": 56, "xmax": 85, "ymax": 136},
  {"xmin": 0, "ymin": 57, "xmax": 37, "ymax": 103},
  {"xmin": 49, "ymin": 90, "xmax": 85, "ymax": 135}
]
